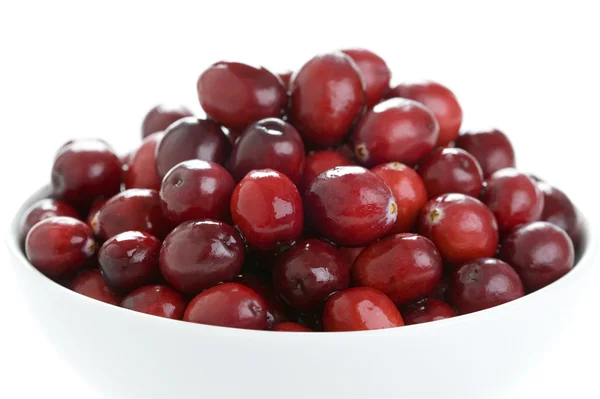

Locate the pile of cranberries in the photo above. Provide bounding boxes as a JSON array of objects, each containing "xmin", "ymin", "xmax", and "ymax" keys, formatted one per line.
[{"xmin": 20, "ymin": 49, "xmax": 582, "ymax": 332}]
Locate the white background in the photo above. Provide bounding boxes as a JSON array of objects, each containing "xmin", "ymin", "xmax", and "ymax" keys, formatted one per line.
[{"xmin": 1, "ymin": 1, "xmax": 599, "ymax": 398}]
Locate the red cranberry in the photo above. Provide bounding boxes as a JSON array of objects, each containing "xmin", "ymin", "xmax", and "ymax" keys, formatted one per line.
[
  {"xmin": 231, "ymin": 169, "xmax": 303, "ymax": 251},
  {"xmin": 91, "ymin": 189, "xmax": 170, "ymax": 241},
  {"xmin": 499, "ymin": 222, "xmax": 574, "ymax": 292},
  {"xmin": 235, "ymin": 274, "xmax": 287, "ymax": 329},
  {"xmin": 386, "ymin": 81, "xmax": 462, "ymax": 147},
  {"xmin": 371, "ymin": 162, "xmax": 427, "ymax": 234},
  {"xmin": 352, "ymin": 98, "xmax": 439, "ymax": 167},
  {"xmin": 450, "ymin": 258, "xmax": 525, "ymax": 314},
  {"xmin": 537, "ymin": 182, "xmax": 581, "ymax": 246},
  {"xmin": 353, "ymin": 233, "xmax": 443, "ymax": 306},
  {"xmin": 339, "ymin": 246, "xmax": 365, "ymax": 266},
  {"xmin": 289, "ymin": 52, "xmax": 364, "ymax": 147},
  {"xmin": 481, "ymin": 168, "xmax": 544, "ymax": 232},
  {"xmin": 419, "ymin": 194, "xmax": 499, "ymax": 265},
  {"xmin": 429, "ymin": 272, "xmax": 451, "ymax": 302},
  {"xmin": 71, "ymin": 269, "xmax": 121, "ymax": 305},
  {"xmin": 160, "ymin": 160, "xmax": 235, "ymax": 225},
  {"xmin": 51, "ymin": 139, "xmax": 122, "ymax": 208},
  {"xmin": 141, "ymin": 104, "xmax": 193, "ymax": 138},
  {"xmin": 271, "ymin": 322, "xmax": 312, "ymax": 332},
  {"xmin": 300, "ymin": 150, "xmax": 354, "ymax": 192},
  {"xmin": 305, "ymin": 166, "xmax": 397, "ymax": 246},
  {"xmin": 85, "ymin": 198, "xmax": 107, "ymax": 227},
  {"xmin": 197, "ymin": 61, "xmax": 287, "ymax": 130},
  {"xmin": 341, "ymin": 49, "xmax": 391, "ymax": 107},
  {"xmin": 155, "ymin": 117, "xmax": 231, "ymax": 180},
  {"xmin": 228, "ymin": 118, "xmax": 305, "ymax": 184},
  {"xmin": 121, "ymin": 285, "xmax": 187, "ymax": 320},
  {"xmin": 401, "ymin": 298, "xmax": 456, "ymax": 325},
  {"xmin": 323, "ymin": 287, "xmax": 404, "ymax": 331},
  {"xmin": 455, "ymin": 129, "xmax": 515, "ymax": 177},
  {"xmin": 184, "ymin": 282, "xmax": 268, "ymax": 330},
  {"xmin": 125, "ymin": 132, "xmax": 163, "ymax": 190},
  {"xmin": 19, "ymin": 199, "xmax": 79, "ymax": 243},
  {"xmin": 278, "ymin": 70, "xmax": 293, "ymax": 89},
  {"xmin": 25, "ymin": 217, "xmax": 96, "ymax": 279}
]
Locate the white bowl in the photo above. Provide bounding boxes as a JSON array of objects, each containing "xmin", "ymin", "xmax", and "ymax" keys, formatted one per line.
[{"xmin": 6, "ymin": 185, "xmax": 598, "ymax": 399}]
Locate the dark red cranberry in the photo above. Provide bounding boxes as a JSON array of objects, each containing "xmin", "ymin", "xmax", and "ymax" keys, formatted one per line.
[
  {"xmin": 25, "ymin": 217, "xmax": 96, "ymax": 279},
  {"xmin": 155, "ymin": 117, "xmax": 231, "ymax": 180},
  {"xmin": 455, "ymin": 129, "xmax": 515, "ymax": 177},
  {"xmin": 499, "ymin": 222, "xmax": 574, "ymax": 292},
  {"xmin": 184, "ymin": 282, "xmax": 268, "ymax": 330},
  {"xmin": 228, "ymin": 118, "xmax": 305, "ymax": 184},
  {"xmin": 85, "ymin": 198, "xmax": 107, "ymax": 227},
  {"xmin": 450, "ymin": 258, "xmax": 525, "ymax": 314},
  {"xmin": 401, "ymin": 298, "xmax": 456, "ymax": 325},
  {"xmin": 537, "ymin": 182, "xmax": 581, "ymax": 246},
  {"xmin": 429, "ymin": 272, "xmax": 451, "ymax": 302},
  {"xmin": 305, "ymin": 166, "xmax": 397, "ymax": 246},
  {"xmin": 419, "ymin": 194, "xmax": 499, "ymax": 265},
  {"xmin": 289, "ymin": 52, "xmax": 364, "ymax": 147},
  {"xmin": 222, "ymin": 127, "xmax": 242, "ymax": 146},
  {"xmin": 352, "ymin": 98, "xmax": 439, "ymax": 167},
  {"xmin": 278, "ymin": 70, "xmax": 293, "ymax": 89},
  {"xmin": 300, "ymin": 150, "xmax": 354, "ymax": 192},
  {"xmin": 125, "ymin": 132, "xmax": 163, "ymax": 190},
  {"xmin": 341, "ymin": 49, "xmax": 390, "ymax": 107},
  {"xmin": 141, "ymin": 104, "xmax": 193, "ymax": 138},
  {"xmin": 339, "ymin": 246, "xmax": 365, "ymax": 266},
  {"xmin": 353, "ymin": 233, "xmax": 443, "ymax": 306},
  {"xmin": 271, "ymin": 322, "xmax": 312, "ymax": 332},
  {"xmin": 386, "ymin": 81, "xmax": 462, "ymax": 147},
  {"xmin": 197, "ymin": 61, "xmax": 287, "ymax": 130},
  {"xmin": 19, "ymin": 199, "xmax": 79, "ymax": 243},
  {"xmin": 71, "ymin": 269, "xmax": 121, "ymax": 305},
  {"xmin": 371, "ymin": 162, "xmax": 427, "ymax": 234},
  {"xmin": 160, "ymin": 160, "xmax": 235, "ymax": 225},
  {"xmin": 323, "ymin": 287, "xmax": 404, "ymax": 331},
  {"xmin": 121, "ymin": 285, "xmax": 187, "ymax": 319},
  {"xmin": 51, "ymin": 139, "xmax": 122, "ymax": 208},
  {"xmin": 481, "ymin": 168, "xmax": 544, "ymax": 232},
  {"xmin": 235, "ymin": 274, "xmax": 287, "ymax": 329},
  {"xmin": 231, "ymin": 169, "xmax": 303, "ymax": 251}
]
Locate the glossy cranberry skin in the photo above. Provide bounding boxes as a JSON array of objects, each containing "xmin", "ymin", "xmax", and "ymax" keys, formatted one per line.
[
  {"xmin": 339, "ymin": 246, "xmax": 365, "ymax": 266},
  {"xmin": 19, "ymin": 199, "xmax": 79, "ymax": 243},
  {"xmin": 121, "ymin": 285, "xmax": 187, "ymax": 320},
  {"xmin": 91, "ymin": 189, "xmax": 170, "ymax": 241},
  {"xmin": 300, "ymin": 150, "xmax": 354, "ymax": 192},
  {"xmin": 353, "ymin": 233, "xmax": 443, "ymax": 306},
  {"xmin": 323, "ymin": 287, "xmax": 404, "ymax": 332},
  {"xmin": 289, "ymin": 52, "xmax": 364, "ymax": 147},
  {"xmin": 481, "ymin": 168, "xmax": 544, "ymax": 232},
  {"xmin": 160, "ymin": 160, "xmax": 235, "ymax": 225},
  {"xmin": 125, "ymin": 132, "xmax": 163, "ymax": 190},
  {"xmin": 26, "ymin": 217, "xmax": 96, "ymax": 279},
  {"xmin": 450, "ymin": 258, "xmax": 525, "ymax": 314},
  {"xmin": 235, "ymin": 274, "xmax": 287, "ymax": 329},
  {"xmin": 228, "ymin": 118, "xmax": 305, "ymax": 184},
  {"xmin": 305, "ymin": 166, "xmax": 397, "ymax": 246},
  {"xmin": 51, "ymin": 139, "xmax": 122, "ymax": 208},
  {"xmin": 455, "ymin": 129, "xmax": 515, "ymax": 177},
  {"xmin": 184, "ymin": 282, "xmax": 268, "ymax": 330},
  {"xmin": 401, "ymin": 298, "xmax": 457, "ymax": 325},
  {"xmin": 271, "ymin": 322, "xmax": 312, "ymax": 332},
  {"xmin": 372, "ymin": 162, "xmax": 428, "ymax": 234},
  {"xmin": 85, "ymin": 198, "xmax": 107, "ymax": 226},
  {"xmin": 538, "ymin": 182, "xmax": 581, "ymax": 246},
  {"xmin": 386, "ymin": 81, "xmax": 462, "ymax": 147},
  {"xmin": 499, "ymin": 222, "xmax": 574, "ymax": 292},
  {"xmin": 341, "ymin": 49, "xmax": 390, "ymax": 107},
  {"xmin": 419, "ymin": 194, "xmax": 499, "ymax": 265},
  {"xmin": 155, "ymin": 117, "xmax": 231, "ymax": 180},
  {"xmin": 71, "ymin": 269, "xmax": 122, "ymax": 305},
  {"xmin": 141, "ymin": 104, "xmax": 193, "ymax": 138},
  {"xmin": 197, "ymin": 61, "xmax": 287, "ymax": 130},
  {"xmin": 231, "ymin": 169, "xmax": 303, "ymax": 251}
]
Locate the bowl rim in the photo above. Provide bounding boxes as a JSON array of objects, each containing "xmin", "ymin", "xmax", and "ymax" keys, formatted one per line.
[{"xmin": 6, "ymin": 184, "xmax": 598, "ymax": 338}]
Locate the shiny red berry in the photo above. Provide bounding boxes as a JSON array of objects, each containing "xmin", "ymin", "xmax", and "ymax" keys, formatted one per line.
[
  {"xmin": 300, "ymin": 150, "xmax": 354, "ymax": 192},
  {"xmin": 235, "ymin": 274, "xmax": 288, "ymax": 329},
  {"xmin": 19, "ymin": 199, "xmax": 79, "ymax": 243},
  {"xmin": 341, "ymin": 48, "xmax": 390, "ymax": 107},
  {"xmin": 455, "ymin": 129, "xmax": 515, "ymax": 177},
  {"xmin": 71, "ymin": 269, "xmax": 122, "ymax": 305},
  {"xmin": 141, "ymin": 104, "xmax": 192, "ymax": 138},
  {"xmin": 537, "ymin": 182, "xmax": 581, "ymax": 246},
  {"xmin": 125, "ymin": 132, "xmax": 163, "ymax": 190},
  {"xmin": 339, "ymin": 246, "xmax": 365, "ymax": 267},
  {"xmin": 271, "ymin": 322, "xmax": 312, "ymax": 332},
  {"xmin": 121, "ymin": 285, "xmax": 187, "ymax": 319},
  {"xmin": 401, "ymin": 298, "xmax": 456, "ymax": 325}
]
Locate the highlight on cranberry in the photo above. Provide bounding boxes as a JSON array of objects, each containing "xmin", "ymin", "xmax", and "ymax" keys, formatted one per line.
[{"xmin": 20, "ymin": 48, "xmax": 583, "ymax": 332}]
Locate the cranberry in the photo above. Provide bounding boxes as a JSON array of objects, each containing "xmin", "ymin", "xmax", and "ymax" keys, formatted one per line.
[
  {"xmin": 289, "ymin": 52, "xmax": 364, "ymax": 147},
  {"xmin": 278, "ymin": 70, "xmax": 293, "ymax": 89},
  {"xmin": 429, "ymin": 272, "xmax": 451, "ymax": 302},
  {"xmin": 352, "ymin": 98, "xmax": 439, "ymax": 167},
  {"xmin": 51, "ymin": 139, "xmax": 122, "ymax": 208},
  {"xmin": 499, "ymin": 222, "xmax": 574, "ymax": 292},
  {"xmin": 323, "ymin": 287, "xmax": 404, "ymax": 332},
  {"xmin": 121, "ymin": 285, "xmax": 187, "ymax": 319},
  {"xmin": 386, "ymin": 81, "xmax": 462, "ymax": 147},
  {"xmin": 353, "ymin": 233, "xmax": 443, "ymax": 306},
  {"xmin": 300, "ymin": 150, "xmax": 354, "ymax": 192},
  {"xmin": 155, "ymin": 117, "xmax": 231, "ymax": 180},
  {"xmin": 91, "ymin": 189, "xmax": 170, "ymax": 241},
  {"xmin": 197, "ymin": 61, "xmax": 287, "ymax": 130},
  {"xmin": 141, "ymin": 104, "xmax": 193, "ymax": 138},
  {"xmin": 71, "ymin": 269, "xmax": 121, "ymax": 305},
  {"xmin": 125, "ymin": 132, "xmax": 164, "ymax": 190},
  {"xmin": 184, "ymin": 282, "xmax": 268, "ymax": 330},
  {"xmin": 19, "ymin": 199, "xmax": 79, "ymax": 243},
  {"xmin": 450, "ymin": 258, "xmax": 525, "ymax": 314},
  {"xmin": 305, "ymin": 166, "xmax": 397, "ymax": 246},
  {"xmin": 85, "ymin": 198, "xmax": 107, "ymax": 227},
  {"xmin": 235, "ymin": 274, "xmax": 287, "ymax": 329},
  {"xmin": 418, "ymin": 194, "xmax": 499, "ymax": 265},
  {"xmin": 160, "ymin": 160, "xmax": 235, "ymax": 225},
  {"xmin": 537, "ymin": 182, "xmax": 581, "ymax": 246},
  {"xmin": 228, "ymin": 118, "xmax": 305, "ymax": 184},
  {"xmin": 341, "ymin": 49, "xmax": 390, "ymax": 107},
  {"xmin": 25, "ymin": 217, "xmax": 96, "ymax": 279},
  {"xmin": 230, "ymin": 169, "xmax": 303, "ymax": 251},
  {"xmin": 401, "ymin": 298, "xmax": 456, "ymax": 325},
  {"xmin": 454, "ymin": 129, "xmax": 515, "ymax": 177},
  {"xmin": 339, "ymin": 246, "xmax": 365, "ymax": 266},
  {"xmin": 294, "ymin": 311, "xmax": 324, "ymax": 332},
  {"xmin": 481, "ymin": 168, "xmax": 544, "ymax": 232},
  {"xmin": 271, "ymin": 322, "xmax": 312, "ymax": 332},
  {"xmin": 371, "ymin": 162, "xmax": 427, "ymax": 234}
]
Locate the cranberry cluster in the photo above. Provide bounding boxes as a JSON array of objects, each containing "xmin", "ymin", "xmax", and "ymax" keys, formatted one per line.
[{"xmin": 21, "ymin": 49, "xmax": 581, "ymax": 332}]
